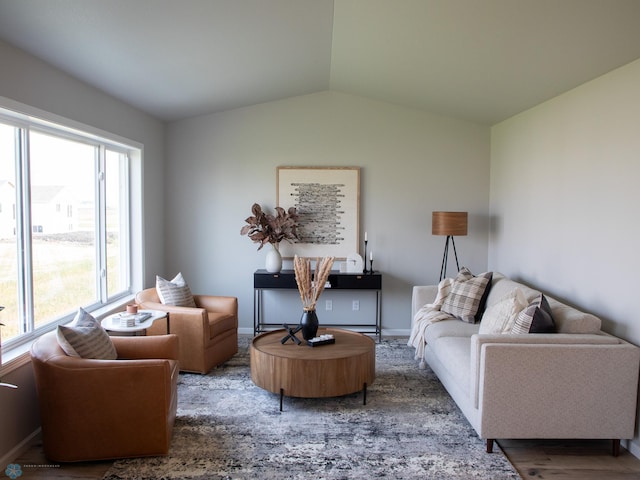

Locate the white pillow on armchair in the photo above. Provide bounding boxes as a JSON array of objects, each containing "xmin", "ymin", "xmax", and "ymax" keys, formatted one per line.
[{"xmin": 156, "ymin": 272, "xmax": 197, "ymax": 307}]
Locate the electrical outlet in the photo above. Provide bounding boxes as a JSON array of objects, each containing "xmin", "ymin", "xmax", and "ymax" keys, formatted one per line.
[
  {"xmin": 325, "ymin": 300, "xmax": 332, "ymax": 311},
  {"xmin": 352, "ymin": 300, "xmax": 360, "ymax": 311}
]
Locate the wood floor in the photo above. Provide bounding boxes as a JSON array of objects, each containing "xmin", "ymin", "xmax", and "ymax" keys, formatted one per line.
[
  {"xmin": 10, "ymin": 437, "xmax": 640, "ymax": 479},
  {"xmin": 500, "ymin": 439, "xmax": 640, "ymax": 479}
]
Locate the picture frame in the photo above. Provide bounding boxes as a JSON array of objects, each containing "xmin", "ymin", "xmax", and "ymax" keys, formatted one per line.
[{"xmin": 277, "ymin": 166, "xmax": 360, "ymax": 259}]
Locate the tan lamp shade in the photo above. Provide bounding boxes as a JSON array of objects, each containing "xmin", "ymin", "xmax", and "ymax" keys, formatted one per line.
[{"xmin": 432, "ymin": 212, "xmax": 468, "ymax": 236}]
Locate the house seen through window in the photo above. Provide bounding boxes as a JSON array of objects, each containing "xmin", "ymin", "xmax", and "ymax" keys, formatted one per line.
[{"xmin": 0, "ymin": 109, "xmax": 138, "ymax": 349}]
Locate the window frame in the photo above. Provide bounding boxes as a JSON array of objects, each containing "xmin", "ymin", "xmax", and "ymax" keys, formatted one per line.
[{"xmin": 0, "ymin": 101, "xmax": 144, "ymax": 356}]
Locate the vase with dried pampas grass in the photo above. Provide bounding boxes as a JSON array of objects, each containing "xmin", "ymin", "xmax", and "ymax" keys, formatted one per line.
[{"xmin": 293, "ymin": 255, "xmax": 334, "ymax": 340}]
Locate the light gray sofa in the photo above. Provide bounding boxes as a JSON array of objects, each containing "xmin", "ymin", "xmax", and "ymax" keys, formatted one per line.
[{"xmin": 411, "ymin": 272, "xmax": 640, "ymax": 455}]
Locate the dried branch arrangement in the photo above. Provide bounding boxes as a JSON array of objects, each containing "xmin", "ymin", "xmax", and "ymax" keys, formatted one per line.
[
  {"xmin": 240, "ymin": 203, "xmax": 299, "ymax": 250},
  {"xmin": 293, "ymin": 255, "xmax": 335, "ymax": 311}
]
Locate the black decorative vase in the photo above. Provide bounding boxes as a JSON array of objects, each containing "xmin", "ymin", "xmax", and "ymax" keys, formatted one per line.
[{"xmin": 299, "ymin": 309, "xmax": 319, "ymax": 340}]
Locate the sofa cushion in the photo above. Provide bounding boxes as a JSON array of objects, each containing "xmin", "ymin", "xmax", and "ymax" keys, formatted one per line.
[
  {"xmin": 424, "ymin": 318, "xmax": 480, "ymax": 345},
  {"xmin": 441, "ymin": 267, "xmax": 493, "ymax": 323},
  {"xmin": 486, "ymin": 274, "xmax": 601, "ymax": 334},
  {"xmin": 479, "ymin": 288, "xmax": 528, "ymax": 334},
  {"xmin": 547, "ymin": 298, "xmax": 601, "ymax": 333},
  {"xmin": 512, "ymin": 294, "xmax": 555, "ymax": 334},
  {"xmin": 485, "ymin": 273, "xmax": 541, "ymax": 308},
  {"xmin": 56, "ymin": 308, "xmax": 117, "ymax": 360},
  {"xmin": 431, "ymin": 336, "xmax": 471, "ymax": 395},
  {"xmin": 156, "ymin": 272, "xmax": 197, "ymax": 307}
]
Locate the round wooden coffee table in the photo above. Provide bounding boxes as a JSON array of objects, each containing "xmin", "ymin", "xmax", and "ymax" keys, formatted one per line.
[{"xmin": 250, "ymin": 327, "xmax": 375, "ymax": 410}]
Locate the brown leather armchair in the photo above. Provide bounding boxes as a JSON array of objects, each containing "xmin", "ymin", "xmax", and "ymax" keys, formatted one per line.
[
  {"xmin": 136, "ymin": 288, "xmax": 238, "ymax": 374},
  {"xmin": 30, "ymin": 331, "xmax": 179, "ymax": 462}
]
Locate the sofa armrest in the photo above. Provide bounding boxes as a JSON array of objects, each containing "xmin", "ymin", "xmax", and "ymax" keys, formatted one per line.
[
  {"xmin": 411, "ymin": 285, "xmax": 438, "ymax": 324},
  {"xmin": 136, "ymin": 298, "xmax": 206, "ymax": 316},
  {"xmin": 164, "ymin": 309, "xmax": 209, "ymax": 347},
  {"xmin": 194, "ymin": 295, "xmax": 238, "ymax": 315},
  {"xmin": 472, "ymin": 338, "xmax": 640, "ymax": 440},
  {"xmin": 469, "ymin": 333, "xmax": 622, "ymax": 409},
  {"xmin": 135, "ymin": 299, "xmax": 208, "ymax": 341},
  {"xmin": 34, "ymin": 355, "xmax": 177, "ymax": 415},
  {"xmin": 112, "ymin": 334, "xmax": 179, "ymax": 360},
  {"xmin": 472, "ymin": 332, "xmax": 620, "ymax": 350}
]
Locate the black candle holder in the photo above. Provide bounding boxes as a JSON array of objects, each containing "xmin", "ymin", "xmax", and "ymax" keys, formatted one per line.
[
  {"xmin": 369, "ymin": 259, "xmax": 374, "ymax": 274},
  {"xmin": 363, "ymin": 240, "xmax": 369, "ymax": 274}
]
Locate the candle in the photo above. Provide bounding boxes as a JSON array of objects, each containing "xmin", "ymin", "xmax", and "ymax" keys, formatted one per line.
[
  {"xmin": 364, "ymin": 231, "xmax": 368, "ymax": 242},
  {"xmin": 370, "ymin": 251, "xmax": 373, "ymax": 261}
]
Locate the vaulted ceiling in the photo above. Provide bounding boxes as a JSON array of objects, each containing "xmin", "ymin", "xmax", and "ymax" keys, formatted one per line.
[{"xmin": 1, "ymin": 0, "xmax": 640, "ymax": 125}]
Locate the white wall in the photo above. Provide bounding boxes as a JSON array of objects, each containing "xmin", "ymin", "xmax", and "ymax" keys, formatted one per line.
[
  {"xmin": 0, "ymin": 39, "xmax": 165, "ymax": 463},
  {"xmin": 0, "ymin": 40, "xmax": 166, "ymax": 286},
  {"xmin": 165, "ymin": 91, "xmax": 491, "ymax": 334},
  {"xmin": 490, "ymin": 58, "xmax": 640, "ymax": 456}
]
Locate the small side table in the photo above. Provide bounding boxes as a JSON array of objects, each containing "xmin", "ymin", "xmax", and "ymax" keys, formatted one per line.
[{"xmin": 101, "ymin": 310, "xmax": 169, "ymax": 335}]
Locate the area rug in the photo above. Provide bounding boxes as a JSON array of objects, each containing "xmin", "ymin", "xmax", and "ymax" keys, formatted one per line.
[{"xmin": 103, "ymin": 337, "xmax": 520, "ymax": 480}]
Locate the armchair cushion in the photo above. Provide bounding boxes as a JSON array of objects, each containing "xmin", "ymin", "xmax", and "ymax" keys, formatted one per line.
[
  {"xmin": 56, "ymin": 307, "xmax": 117, "ymax": 360},
  {"xmin": 156, "ymin": 272, "xmax": 196, "ymax": 307},
  {"xmin": 209, "ymin": 311, "xmax": 237, "ymax": 339}
]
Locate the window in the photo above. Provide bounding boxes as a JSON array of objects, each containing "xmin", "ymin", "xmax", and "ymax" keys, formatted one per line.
[{"xmin": 0, "ymin": 106, "xmax": 140, "ymax": 350}]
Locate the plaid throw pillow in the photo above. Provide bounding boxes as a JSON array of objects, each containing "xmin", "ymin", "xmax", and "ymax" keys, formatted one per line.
[{"xmin": 441, "ymin": 267, "xmax": 493, "ymax": 323}]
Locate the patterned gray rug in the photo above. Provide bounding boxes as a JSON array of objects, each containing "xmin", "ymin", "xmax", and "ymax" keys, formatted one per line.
[{"xmin": 103, "ymin": 337, "xmax": 520, "ymax": 480}]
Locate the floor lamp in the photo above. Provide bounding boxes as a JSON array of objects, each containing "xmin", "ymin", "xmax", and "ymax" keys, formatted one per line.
[{"xmin": 432, "ymin": 212, "xmax": 468, "ymax": 281}]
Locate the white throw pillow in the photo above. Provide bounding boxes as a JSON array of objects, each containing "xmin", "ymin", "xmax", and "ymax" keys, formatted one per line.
[
  {"xmin": 56, "ymin": 307, "xmax": 117, "ymax": 359},
  {"xmin": 156, "ymin": 272, "xmax": 197, "ymax": 307},
  {"xmin": 479, "ymin": 288, "xmax": 528, "ymax": 335}
]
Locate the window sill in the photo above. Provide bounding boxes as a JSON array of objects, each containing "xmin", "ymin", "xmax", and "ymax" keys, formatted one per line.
[
  {"xmin": 0, "ymin": 345, "xmax": 32, "ymax": 374},
  {"xmin": 0, "ymin": 295, "xmax": 136, "ymax": 377}
]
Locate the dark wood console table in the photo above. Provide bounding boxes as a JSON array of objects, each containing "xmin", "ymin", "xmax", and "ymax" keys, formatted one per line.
[{"xmin": 253, "ymin": 269, "xmax": 382, "ymax": 341}]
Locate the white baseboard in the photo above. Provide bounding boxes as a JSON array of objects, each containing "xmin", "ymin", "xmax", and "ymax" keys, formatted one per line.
[
  {"xmin": 382, "ymin": 329, "xmax": 411, "ymax": 337},
  {"xmin": 0, "ymin": 428, "xmax": 41, "ymax": 469},
  {"xmin": 625, "ymin": 438, "xmax": 640, "ymax": 460}
]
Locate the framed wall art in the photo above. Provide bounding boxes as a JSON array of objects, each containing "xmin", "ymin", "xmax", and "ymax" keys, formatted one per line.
[{"xmin": 277, "ymin": 166, "xmax": 360, "ymax": 259}]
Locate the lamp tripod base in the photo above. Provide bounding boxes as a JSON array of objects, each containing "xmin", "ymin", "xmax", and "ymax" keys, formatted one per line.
[{"xmin": 439, "ymin": 235, "xmax": 460, "ymax": 281}]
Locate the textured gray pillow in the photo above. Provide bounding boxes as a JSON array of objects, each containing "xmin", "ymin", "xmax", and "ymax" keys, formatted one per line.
[
  {"xmin": 441, "ymin": 267, "xmax": 493, "ymax": 323},
  {"xmin": 56, "ymin": 307, "xmax": 117, "ymax": 359},
  {"xmin": 156, "ymin": 272, "xmax": 197, "ymax": 307}
]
